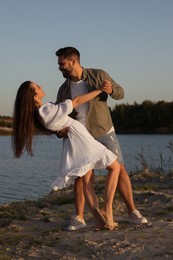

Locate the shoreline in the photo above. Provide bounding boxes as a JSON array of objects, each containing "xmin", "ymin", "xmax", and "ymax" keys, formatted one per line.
[
  {"xmin": 1, "ymin": 125, "xmax": 173, "ymax": 136},
  {"xmin": 0, "ymin": 171, "xmax": 173, "ymax": 259}
]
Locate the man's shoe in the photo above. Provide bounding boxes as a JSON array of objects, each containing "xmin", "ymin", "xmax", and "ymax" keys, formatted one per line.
[
  {"xmin": 67, "ymin": 215, "xmax": 86, "ymax": 231},
  {"xmin": 127, "ymin": 209, "xmax": 148, "ymax": 224}
]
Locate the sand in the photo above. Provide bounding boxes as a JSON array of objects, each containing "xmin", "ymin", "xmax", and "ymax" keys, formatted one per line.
[{"xmin": 0, "ymin": 171, "xmax": 173, "ymax": 260}]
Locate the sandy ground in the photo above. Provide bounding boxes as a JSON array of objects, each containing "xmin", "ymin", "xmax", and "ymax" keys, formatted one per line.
[{"xmin": 0, "ymin": 171, "xmax": 173, "ymax": 260}]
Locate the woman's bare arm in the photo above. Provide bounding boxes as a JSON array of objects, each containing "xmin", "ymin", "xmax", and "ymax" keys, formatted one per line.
[
  {"xmin": 57, "ymin": 89, "xmax": 101, "ymax": 138},
  {"xmin": 72, "ymin": 89, "xmax": 101, "ymax": 108}
]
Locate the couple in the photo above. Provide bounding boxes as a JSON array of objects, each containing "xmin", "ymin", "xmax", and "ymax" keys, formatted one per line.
[{"xmin": 12, "ymin": 46, "xmax": 147, "ymax": 230}]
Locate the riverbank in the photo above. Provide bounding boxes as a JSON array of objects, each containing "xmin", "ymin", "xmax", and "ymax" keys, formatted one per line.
[
  {"xmin": 0, "ymin": 127, "xmax": 12, "ymax": 136},
  {"xmin": 0, "ymin": 122, "xmax": 173, "ymax": 136},
  {"xmin": 0, "ymin": 171, "xmax": 173, "ymax": 259},
  {"xmin": 0, "ymin": 117, "xmax": 13, "ymax": 135}
]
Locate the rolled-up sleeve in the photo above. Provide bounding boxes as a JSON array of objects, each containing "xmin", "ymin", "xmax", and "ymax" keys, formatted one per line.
[{"xmin": 110, "ymin": 80, "xmax": 124, "ymax": 100}]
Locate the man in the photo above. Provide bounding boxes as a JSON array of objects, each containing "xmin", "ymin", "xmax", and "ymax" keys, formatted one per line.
[{"xmin": 55, "ymin": 46, "xmax": 147, "ymax": 230}]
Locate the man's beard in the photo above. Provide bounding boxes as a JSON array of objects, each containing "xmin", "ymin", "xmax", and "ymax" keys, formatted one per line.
[{"xmin": 61, "ymin": 68, "xmax": 73, "ymax": 79}]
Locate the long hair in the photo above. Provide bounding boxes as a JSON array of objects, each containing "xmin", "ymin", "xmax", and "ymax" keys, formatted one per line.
[{"xmin": 12, "ymin": 81, "xmax": 51, "ymax": 158}]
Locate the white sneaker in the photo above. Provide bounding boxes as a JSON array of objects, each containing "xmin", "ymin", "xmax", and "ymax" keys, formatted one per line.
[
  {"xmin": 127, "ymin": 209, "xmax": 148, "ymax": 224},
  {"xmin": 67, "ymin": 215, "xmax": 86, "ymax": 231}
]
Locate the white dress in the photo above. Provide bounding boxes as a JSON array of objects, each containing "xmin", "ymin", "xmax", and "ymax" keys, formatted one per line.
[{"xmin": 38, "ymin": 100, "xmax": 117, "ymax": 190}]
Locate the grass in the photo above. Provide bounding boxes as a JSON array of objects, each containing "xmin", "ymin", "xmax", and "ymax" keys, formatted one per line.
[
  {"xmin": 0, "ymin": 231, "xmax": 25, "ymax": 246},
  {"xmin": 133, "ymin": 183, "xmax": 159, "ymax": 191},
  {"xmin": 135, "ymin": 143, "xmax": 173, "ymax": 175},
  {"xmin": 167, "ymin": 206, "xmax": 173, "ymax": 212},
  {"xmin": 0, "ymin": 255, "xmax": 11, "ymax": 260},
  {"xmin": 37, "ymin": 188, "xmax": 75, "ymax": 207},
  {"xmin": 0, "ymin": 201, "xmax": 33, "ymax": 220}
]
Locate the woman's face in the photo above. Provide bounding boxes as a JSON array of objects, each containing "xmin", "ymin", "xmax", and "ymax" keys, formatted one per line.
[{"xmin": 31, "ymin": 82, "xmax": 45, "ymax": 100}]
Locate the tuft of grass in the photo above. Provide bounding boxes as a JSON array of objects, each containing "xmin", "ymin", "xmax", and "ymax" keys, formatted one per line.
[
  {"xmin": 133, "ymin": 183, "xmax": 159, "ymax": 191},
  {"xmin": 0, "ymin": 203, "xmax": 27, "ymax": 221},
  {"xmin": 166, "ymin": 206, "xmax": 173, "ymax": 212},
  {"xmin": 43, "ymin": 216, "xmax": 50, "ymax": 222},
  {"xmin": 167, "ymin": 141, "xmax": 173, "ymax": 153},
  {"xmin": 39, "ymin": 190, "xmax": 75, "ymax": 206},
  {"xmin": 0, "ymin": 231, "xmax": 25, "ymax": 246},
  {"xmin": 0, "ymin": 255, "xmax": 11, "ymax": 260},
  {"xmin": 135, "ymin": 144, "xmax": 173, "ymax": 175}
]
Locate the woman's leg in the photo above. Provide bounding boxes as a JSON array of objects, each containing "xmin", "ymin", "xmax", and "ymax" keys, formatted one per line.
[
  {"xmin": 82, "ymin": 170, "xmax": 108, "ymax": 229},
  {"xmin": 74, "ymin": 177, "xmax": 85, "ymax": 219},
  {"xmin": 102, "ymin": 160, "xmax": 120, "ymax": 226}
]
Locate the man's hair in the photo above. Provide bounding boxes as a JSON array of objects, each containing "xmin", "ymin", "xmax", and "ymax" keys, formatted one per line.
[{"xmin": 55, "ymin": 47, "xmax": 80, "ymax": 62}]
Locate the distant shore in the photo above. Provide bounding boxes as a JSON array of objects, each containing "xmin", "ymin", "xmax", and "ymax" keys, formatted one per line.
[
  {"xmin": 0, "ymin": 116, "xmax": 13, "ymax": 135},
  {"xmin": 0, "ymin": 126, "xmax": 173, "ymax": 136},
  {"xmin": 0, "ymin": 127, "xmax": 12, "ymax": 136}
]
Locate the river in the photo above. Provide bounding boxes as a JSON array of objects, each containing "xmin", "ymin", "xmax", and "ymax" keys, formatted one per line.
[{"xmin": 0, "ymin": 135, "xmax": 172, "ymax": 204}]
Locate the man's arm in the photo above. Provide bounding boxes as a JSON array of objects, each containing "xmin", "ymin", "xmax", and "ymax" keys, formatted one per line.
[{"xmin": 111, "ymin": 80, "xmax": 124, "ymax": 99}]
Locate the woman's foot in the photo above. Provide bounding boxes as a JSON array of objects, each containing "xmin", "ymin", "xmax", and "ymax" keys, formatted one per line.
[
  {"xmin": 95, "ymin": 208, "xmax": 115, "ymax": 230},
  {"xmin": 100, "ymin": 208, "xmax": 118, "ymax": 230}
]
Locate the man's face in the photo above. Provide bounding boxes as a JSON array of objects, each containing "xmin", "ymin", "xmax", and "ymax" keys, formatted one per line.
[{"xmin": 58, "ymin": 56, "xmax": 74, "ymax": 79}]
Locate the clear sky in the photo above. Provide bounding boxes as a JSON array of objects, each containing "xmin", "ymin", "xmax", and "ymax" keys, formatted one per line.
[{"xmin": 0, "ymin": 0, "xmax": 172, "ymax": 116}]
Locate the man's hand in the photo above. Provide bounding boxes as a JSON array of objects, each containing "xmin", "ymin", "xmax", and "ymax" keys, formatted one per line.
[
  {"xmin": 56, "ymin": 127, "xmax": 69, "ymax": 138},
  {"xmin": 100, "ymin": 80, "xmax": 113, "ymax": 95}
]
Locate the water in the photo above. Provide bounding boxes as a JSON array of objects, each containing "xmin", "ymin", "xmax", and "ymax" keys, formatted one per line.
[
  {"xmin": 0, "ymin": 135, "xmax": 62, "ymax": 204},
  {"xmin": 118, "ymin": 134, "xmax": 173, "ymax": 174},
  {"xmin": 0, "ymin": 135, "xmax": 172, "ymax": 205}
]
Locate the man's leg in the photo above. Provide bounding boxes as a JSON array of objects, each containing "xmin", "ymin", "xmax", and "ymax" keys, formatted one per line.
[
  {"xmin": 96, "ymin": 131, "xmax": 147, "ymax": 224},
  {"xmin": 96, "ymin": 132, "xmax": 136, "ymax": 210},
  {"xmin": 117, "ymin": 163, "xmax": 148, "ymax": 224},
  {"xmin": 117, "ymin": 164, "xmax": 135, "ymax": 213},
  {"xmin": 96, "ymin": 131, "xmax": 138, "ymax": 212}
]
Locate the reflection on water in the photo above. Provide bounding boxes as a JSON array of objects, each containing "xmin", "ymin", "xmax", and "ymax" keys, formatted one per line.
[{"xmin": 0, "ymin": 134, "xmax": 172, "ymax": 204}]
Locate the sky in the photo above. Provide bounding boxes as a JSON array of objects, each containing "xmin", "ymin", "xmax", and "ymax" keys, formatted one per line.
[{"xmin": 0, "ymin": 0, "xmax": 173, "ymax": 116}]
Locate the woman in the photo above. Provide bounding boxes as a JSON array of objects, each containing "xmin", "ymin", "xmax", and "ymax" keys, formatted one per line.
[{"xmin": 12, "ymin": 81, "xmax": 120, "ymax": 230}]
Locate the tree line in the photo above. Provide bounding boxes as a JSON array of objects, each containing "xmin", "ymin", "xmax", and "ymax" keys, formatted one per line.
[
  {"xmin": 0, "ymin": 116, "xmax": 12, "ymax": 128},
  {"xmin": 110, "ymin": 100, "xmax": 173, "ymax": 134},
  {"xmin": 1, "ymin": 100, "xmax": 173, "ymax": 134}
]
